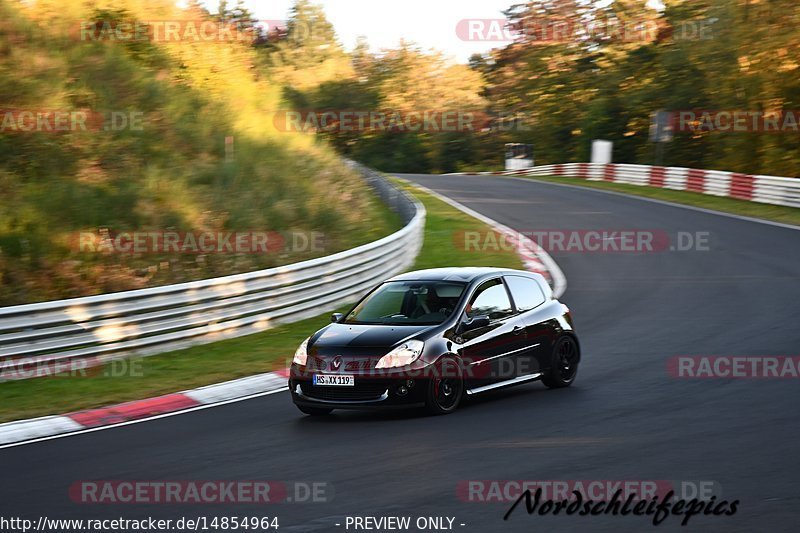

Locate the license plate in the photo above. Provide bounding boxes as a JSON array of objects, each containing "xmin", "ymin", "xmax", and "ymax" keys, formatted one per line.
[{"xmin": 313, "ymin": 374, "xmax": 355, "ymax": 387}]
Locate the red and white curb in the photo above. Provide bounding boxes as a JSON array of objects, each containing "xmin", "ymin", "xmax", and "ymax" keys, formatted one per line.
[
  {"xmin": 0, "ymin": 369, "xmax": 290, "ymax": 448},
  {"xmin": 447, "ymin": 163, "xmax": 800, "ymax": 209},
  {"xmin": 0, "ymin": 183, "xmax": 566, "ymax": 448}
]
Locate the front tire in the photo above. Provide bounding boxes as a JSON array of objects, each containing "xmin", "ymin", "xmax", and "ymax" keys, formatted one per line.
[
  {"xmin": 425, "ymin": 356, "xmax": 464, "ymax": 415},
  {"xmin": 297, "ymin": 405, "xmax": 333, "ymax": 416},
  {"xmin": 542, "ymin": 336, "xmax": 580, "ymax": 388}
]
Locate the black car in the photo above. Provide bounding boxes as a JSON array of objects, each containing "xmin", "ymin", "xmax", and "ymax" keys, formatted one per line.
[{"xmin": 289, "ymin": 267, "xmax": 580, "ymax": 415}]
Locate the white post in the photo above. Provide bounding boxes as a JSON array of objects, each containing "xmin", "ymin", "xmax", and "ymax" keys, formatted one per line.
[{"xmin": 591, "ymin": 140, "xmax": 613, "ymax": 164}]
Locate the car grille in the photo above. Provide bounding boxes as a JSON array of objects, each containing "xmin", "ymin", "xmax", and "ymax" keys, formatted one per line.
[
  {"xmin": 299, "ymin": 382, "xmax": 387, "ymax": 402},
  {"xmin": 305, "ymin": 357, "xmax": 376, "ymax": 372}
]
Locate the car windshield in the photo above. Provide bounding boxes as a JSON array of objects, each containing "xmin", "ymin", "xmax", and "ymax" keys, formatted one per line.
[{"xmin": 344, "ymin": 281, "xmax": 466, "ymax": 325}]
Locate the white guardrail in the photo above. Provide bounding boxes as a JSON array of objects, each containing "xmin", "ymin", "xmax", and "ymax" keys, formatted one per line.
[
  {"xmin": 466, "ymin": 163, "xmax": 800, "ymax": 209},
  {"xmin": 0, "ymin": 163, "xmax": 425, "ymax": 380}
]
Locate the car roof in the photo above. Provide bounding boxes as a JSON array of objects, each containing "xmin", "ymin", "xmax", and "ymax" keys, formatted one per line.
[{"xmin": 388, "ymin": 267, "xmax": 535, "ymax": 283}]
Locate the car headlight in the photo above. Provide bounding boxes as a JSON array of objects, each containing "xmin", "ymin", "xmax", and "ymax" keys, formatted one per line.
[
  {"xmin": 293, "ymin": 337, "xmax": 310, "ymax": 366},
  {"xmin": 375, "ymin": 340, "xmax": 424, "ymax": 369}
]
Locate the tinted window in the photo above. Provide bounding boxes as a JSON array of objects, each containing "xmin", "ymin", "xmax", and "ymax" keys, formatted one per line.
[
  {"xmin": 505, "ymin": 276, "xmax": 546, "ymax": 312},
  {"xmin": 467, "ymin": 279, "xmax": 513, "ymax": 320},
  {"xmin": 345, "ymin": 281, "xmax": 466, "ymax": 325}
]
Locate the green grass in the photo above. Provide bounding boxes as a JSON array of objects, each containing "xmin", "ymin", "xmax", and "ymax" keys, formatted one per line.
[
  {"xmin": 0, "ymin": 184, "xmax": 522, "ymax": 423},
  {"xmin": 0, "ymin": 311, "xmax": 345, "ymax": 424},
  {"xmin": 0, "ymin": 2, "xmax": 400, "ymax": 306},
  {"xmin": 395, "ymin": 181, "xmax": 523, "ymax": 271},
  {"xmin": 522, "ymin": 175, "xmax": 800, "ymax": 227}
]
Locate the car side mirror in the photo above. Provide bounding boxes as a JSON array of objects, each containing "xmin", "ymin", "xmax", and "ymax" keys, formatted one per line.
[
  {"xmin": 460, "ymin": 314, "xmax": 490, "ymax": 333},
  {"xmin": 331, "ymin": 313, "xmax": 344, "ymax": 323}
]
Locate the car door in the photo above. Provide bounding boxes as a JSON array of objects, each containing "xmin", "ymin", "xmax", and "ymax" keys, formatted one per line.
[
  {"xmin": 503, "ymin": 275, "xmax": 549, "ymax": 377},
  {"xmin": 456, "ymin": 278, "xmax": 528, "ymax": 386}
]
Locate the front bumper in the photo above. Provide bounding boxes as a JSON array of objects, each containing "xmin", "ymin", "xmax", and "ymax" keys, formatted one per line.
[{"xmin": 289, "ymin": 365, "xmax": 428, "ymax": 410}]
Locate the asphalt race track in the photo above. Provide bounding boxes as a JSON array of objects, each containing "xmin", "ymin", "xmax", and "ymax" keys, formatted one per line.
[{"xmin": 2, "ymin": 175, "xmax": 799, "ymax": 532}]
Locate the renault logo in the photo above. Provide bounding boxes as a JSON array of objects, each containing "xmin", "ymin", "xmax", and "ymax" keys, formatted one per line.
[{"xmin": 331, "ymin": 356, "xmax": 343, "ymax": 371}]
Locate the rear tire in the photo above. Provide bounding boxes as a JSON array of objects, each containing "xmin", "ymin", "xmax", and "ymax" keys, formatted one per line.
[
  {"xmin": 425, "ymin": 356, "xmax": 464, "ymax": 415},
  {"xmin": 542, "ymin": 336, "xmax": 580, "ymax": 389},
  {"xmin": 297, "ymin": 405, "xmax": 333, "ymax": 416}
]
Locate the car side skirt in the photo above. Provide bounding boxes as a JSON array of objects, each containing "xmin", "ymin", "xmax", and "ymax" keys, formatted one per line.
[{"xmin": 465, "ymin": 372, "xmax": 543, "ymax": 396}]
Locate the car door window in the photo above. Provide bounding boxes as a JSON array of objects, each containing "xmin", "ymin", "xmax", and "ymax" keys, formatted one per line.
[
  {"xmin": 467, "ymin": 279, "xmax": 514, "ymax": 320},
  {"xmin": 504, "ymin": 276, "xmax": 546, "ymax": 312}
]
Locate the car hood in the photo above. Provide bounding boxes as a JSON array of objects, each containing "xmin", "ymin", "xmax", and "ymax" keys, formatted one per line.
[{"xmin": 311, "ymin": 323, "xmax": 433, "ymax": 351}]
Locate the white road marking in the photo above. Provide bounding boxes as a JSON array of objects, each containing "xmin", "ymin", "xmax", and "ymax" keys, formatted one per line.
[
  {"xmin": 396, "ymin": 177, "xmax": 568, "ymax": 298},
  {"xmin": 499, "ymin": 176, "xmax": 800, "ymax": 232}
]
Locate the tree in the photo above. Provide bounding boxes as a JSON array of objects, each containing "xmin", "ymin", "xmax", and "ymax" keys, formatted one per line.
[{"xmin": 262, "ymin": 0, "xmax": 353, "ymax": 89}]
